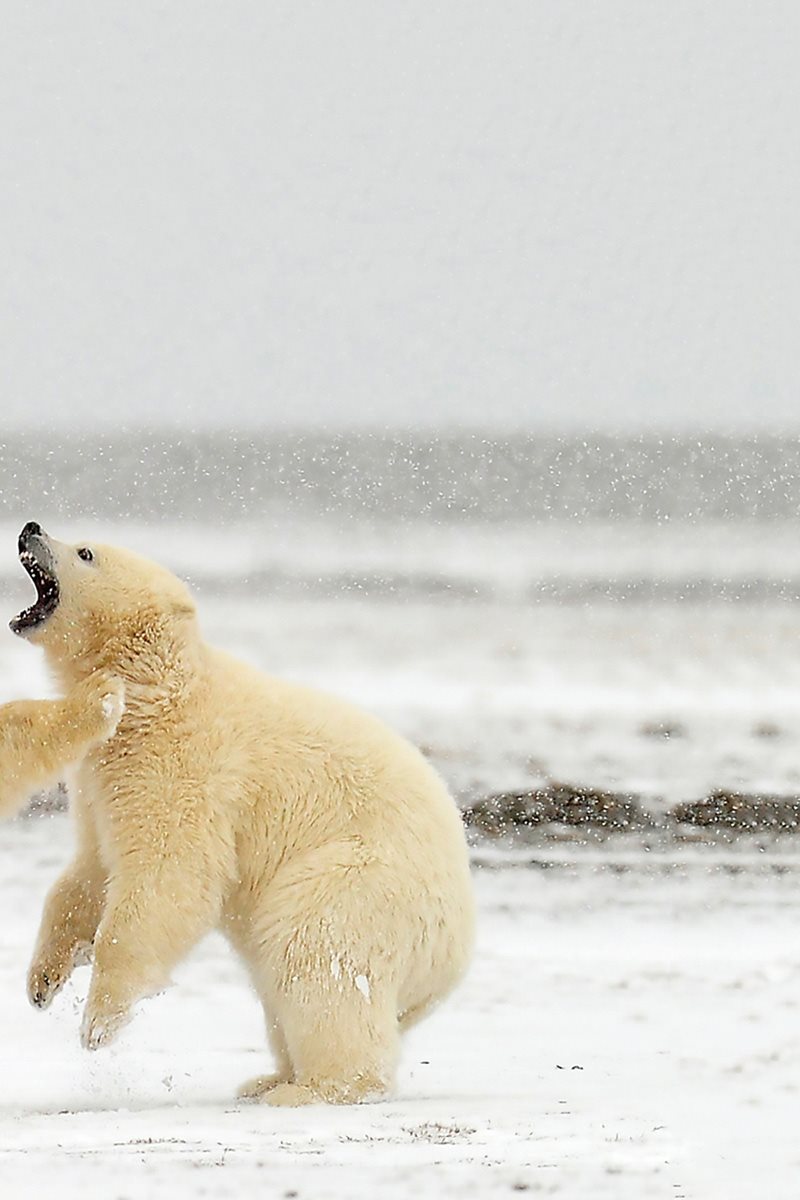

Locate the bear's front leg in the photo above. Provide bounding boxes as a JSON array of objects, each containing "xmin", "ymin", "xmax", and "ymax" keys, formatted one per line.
[
  {"xmin": 28, "ymin": 853, "xmax": 107, "ymax": 1009},
  {"xmin": 28, "ymin": 790, "xmax": 108, "ymax": 1010},
  {"xmin": 80, "ymin": 842, "xmax": 225, "ymax": 1050}
]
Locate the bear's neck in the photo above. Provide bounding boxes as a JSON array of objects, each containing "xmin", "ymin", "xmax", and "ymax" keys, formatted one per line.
[{"xmin": 50, "ymin": 617, "xmax": 205, "ymax": 701}]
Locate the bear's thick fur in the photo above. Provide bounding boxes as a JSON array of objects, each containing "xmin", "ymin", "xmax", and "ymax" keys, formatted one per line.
[{"xmin": 6, "ymin": 523, "xmax": 474, "ymax": 1105}]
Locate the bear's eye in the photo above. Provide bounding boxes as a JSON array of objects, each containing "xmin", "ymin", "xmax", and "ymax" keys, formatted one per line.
[{"xmin": 77, "ymin": 547, "xmax": 94, "ymax": 563}]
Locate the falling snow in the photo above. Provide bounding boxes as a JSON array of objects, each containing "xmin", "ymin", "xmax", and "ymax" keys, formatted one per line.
[{"xmin": 1, "ymin": 2, "xmax": 798, "ymax": 1195}]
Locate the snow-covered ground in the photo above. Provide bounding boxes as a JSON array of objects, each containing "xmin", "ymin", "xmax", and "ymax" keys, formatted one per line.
[{"xmin": 0, "ymin": 818, "xmax": 797, "ymax": 1198}]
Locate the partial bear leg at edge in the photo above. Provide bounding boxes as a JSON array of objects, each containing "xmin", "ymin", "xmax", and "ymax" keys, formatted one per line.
[{"xmin": 237, "ymin": 1008, "xmax": 294, "ymax": 1101}]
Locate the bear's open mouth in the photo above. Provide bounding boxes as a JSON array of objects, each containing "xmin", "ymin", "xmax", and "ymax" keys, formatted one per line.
[{"xmin": 9, "ymin": 523, "xmax": 60, "ymax": 636}]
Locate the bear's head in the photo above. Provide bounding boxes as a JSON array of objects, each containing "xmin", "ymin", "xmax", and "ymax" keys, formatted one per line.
[{"xmin": 10, "ymin": 522, "xmax": 198, "ymax": 686}]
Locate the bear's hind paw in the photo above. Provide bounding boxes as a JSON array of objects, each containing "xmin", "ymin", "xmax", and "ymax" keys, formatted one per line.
[
  {"xmin": 258, "ymin": 1083, "xmax": 321, "ymax": 1107},
  {"xmin": 237, "ymin": 1073, "xmax": 292, "ymax": 1102},
  {"xmin": 259, "ymin": 1078, "xmax": 388, "ymax": 1107}
]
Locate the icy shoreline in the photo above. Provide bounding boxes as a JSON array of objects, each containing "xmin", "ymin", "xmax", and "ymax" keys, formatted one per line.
[
  {"xmin": 25, "ymin": 778, "xmax": 800, "ymax": 846},
  {"xmin": 5, "ymin": 552, "xmax": 800, "ymax": 811}
]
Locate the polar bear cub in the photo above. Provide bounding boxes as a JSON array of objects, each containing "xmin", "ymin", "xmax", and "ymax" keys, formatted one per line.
[{"xmin": 7, "ymin": 522, "xmax": 475, "ymax": 1106}]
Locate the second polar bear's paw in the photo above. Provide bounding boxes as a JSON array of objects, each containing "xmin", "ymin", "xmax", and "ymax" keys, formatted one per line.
[
  {"xmin": 80, "ymin": 1002, "xmax": 131, "ymax": 1051},
  {"xmin": 237, "ymin": 1073, "xmax": 293, "ymax": 1102}
]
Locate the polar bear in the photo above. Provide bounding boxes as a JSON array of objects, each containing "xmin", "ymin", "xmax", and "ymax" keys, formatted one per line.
[{"xmin": 8, "ymin": 522, "xmax": 474, "ymax": 1106}]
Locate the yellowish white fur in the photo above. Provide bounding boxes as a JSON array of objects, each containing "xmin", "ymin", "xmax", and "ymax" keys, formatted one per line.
[{"xmin": 7, "ymin": 531, "xmax": 475, "ymax": 1105}]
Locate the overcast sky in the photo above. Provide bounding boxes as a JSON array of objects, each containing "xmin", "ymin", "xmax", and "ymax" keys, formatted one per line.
[{"xmin": 1, "ymin": 2, "xmax": 798, "ymax": 434}]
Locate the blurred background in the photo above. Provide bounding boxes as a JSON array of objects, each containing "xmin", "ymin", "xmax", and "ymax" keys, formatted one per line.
[{"xmin": 2, "ymin": 1, "xmax": 800, "ymax": 828}]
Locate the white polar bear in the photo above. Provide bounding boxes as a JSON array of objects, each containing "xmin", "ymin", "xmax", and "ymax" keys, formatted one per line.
[{"xmin": 8, "ymin": 522, "xmax": 475, "ymax": 1106}]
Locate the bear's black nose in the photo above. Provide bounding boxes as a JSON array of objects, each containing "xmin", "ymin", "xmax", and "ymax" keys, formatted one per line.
[{"xmin": 19, "ymin": 522, "xmax": 44, "ymax": 553}]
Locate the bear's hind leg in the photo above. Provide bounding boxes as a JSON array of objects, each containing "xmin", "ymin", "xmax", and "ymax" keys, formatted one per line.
[
  {"xmin": 238, "ymin": 842, "xmax": 403, "ymax": 1105},
  {"xmin": 258, "ymin": 977, "xmax": 400, "ymax": 1107}
]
